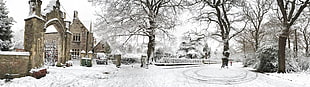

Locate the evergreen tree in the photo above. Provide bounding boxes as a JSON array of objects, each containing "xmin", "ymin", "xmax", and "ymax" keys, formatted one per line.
[{"xmin": 0, "ymin": 1, "xmax": 14, "ymax": 51}]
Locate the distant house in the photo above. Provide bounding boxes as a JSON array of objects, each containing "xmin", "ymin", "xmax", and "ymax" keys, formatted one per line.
[
  {"xmin": 93, "ymin": 40, "xmax": 111, "ymax": 54},
  {"xmin": 69, "ymin": 11, "xmax": 95, "ymax": 58}
]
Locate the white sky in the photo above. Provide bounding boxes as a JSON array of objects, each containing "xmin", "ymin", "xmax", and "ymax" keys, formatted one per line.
[
  {"xmin": 4, "ymin": 0, "xmax": 222, "ymax": 52},
  {"xmin": 5, "ymin": 0, "xmax": 95, "ymax": 34}
]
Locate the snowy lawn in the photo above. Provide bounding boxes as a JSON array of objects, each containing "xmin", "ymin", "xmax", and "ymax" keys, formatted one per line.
[
  {"xmin": 0, "ymin": 60, "xmax": 119, "ymax": 87},
  {"xmin": 0, "ymin": 61, "xmax": 310, "ymax": 87},
  {"xmin": 265, "ymin": 72, "xmax": 310, "ymax": 86}
]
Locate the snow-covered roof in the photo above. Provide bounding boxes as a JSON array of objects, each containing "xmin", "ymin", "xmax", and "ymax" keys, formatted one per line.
[
  {"xmin": 29, "ymin": 67, "xmax": 46, "ymax": 73},
  {"xmin": 65, "ymin": 21, "xmax": 70, "ymax": 29},
  {"xmin": 97, "ymin": 53, "xmax": 106, "ymax": 56},
  {"xmin": 81, "ymin": 57, "xmax": 91, "ymax": 59},
  {"xmin": 81, "ymin": 50, "xmax": 86, "ymax": 53},
  {"xmin": 42, "ymin": 0, "xmax": 57, "ymax": 16},
  {"xmin": 44, "ymin": 18, "xmax": 59, "ymax": 28},
  {"xmin": 88, "ymin": 51, "xmax": 93, "ymax": 54},
  {"xmin": 0, "ymin": 51, "xmax": 30, "ymax": 56},
  {"xmin": 25, "ymin": 15, "xmax": 45, "ymax": 21},
  {"xmin": 111, "ymin": 49, "xmax": 122, "ymax": 55},
  {"xmin": 96, "ymin": 53, "xmax": 106, "ymax": 58},
  {"xmin": 66, "ymin": 30, "xmax": 72, "ymax": 34}
]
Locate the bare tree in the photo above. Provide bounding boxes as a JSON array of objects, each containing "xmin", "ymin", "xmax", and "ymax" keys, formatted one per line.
[
  {"xmin": 235, "ymin": 29, "xmax": 257, "ymax": 53},
  {"xmin": 195, "ymin": 0, "xmax": 247, "ymax": 67},
  {"xmin": 242, "ymin": 0, "xmax": 273, "ymax": 52},
  {"xmin": 296, "ymin": 11, "xmax": 310, "ymax": 57},
  {"xmin": 276, "ymin": 0, "xmax": 309, "ymax": 73},
  {"xmin": 93, "ymin": 0, "xmax": 188, "ymax": 66}
]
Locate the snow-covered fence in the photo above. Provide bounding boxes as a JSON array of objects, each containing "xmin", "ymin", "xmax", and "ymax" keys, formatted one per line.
[
  {"xmin": 0, "ymin": 52, "xmax": 30, "ymax": 79},
  {"xmin": 156, "ymin": 58, "xmax": 212, "ymax": 64},
  {"xmin": 121, "ymin": 54, "xmax": 141, "ymax": 65},
  {"xmin": 121, "ymin": 58, "xmax": 139, "ymax": 65}
]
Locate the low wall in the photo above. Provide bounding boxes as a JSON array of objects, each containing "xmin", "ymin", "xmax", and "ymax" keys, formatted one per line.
[{"xmin": 0, "ymin": 52, "xmax": 30, "ymax": 79}]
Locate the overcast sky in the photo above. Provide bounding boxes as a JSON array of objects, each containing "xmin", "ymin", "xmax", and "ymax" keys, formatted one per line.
[{"xmin": 4, "ymin": 0, "xmax": 222, "ymax": 51}]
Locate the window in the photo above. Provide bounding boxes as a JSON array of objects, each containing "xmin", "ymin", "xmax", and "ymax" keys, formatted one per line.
[
  {"xmin": 71, "ymin": 49, "xmax": 80, "ymax": 59},
  {"xmin": 73, "ymin": 33, "xmax": 81, "ymax": 42}
]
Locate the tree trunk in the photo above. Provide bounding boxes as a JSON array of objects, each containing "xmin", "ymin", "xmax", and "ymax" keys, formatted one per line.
[
  {"xmin": 222, "ymin": 39, "xmax": 230, "ymax": 67},
  {"xmin": 303, "ymin": 30, "xmax": 309, "ymax": 57},
  {"xmin": 146, "ymin": 19, "xmax": 156, "ymax": 65},
  {"xmin": 278, "ymin": 34, "xmax": 287, "ymax": 73},
  {"xmin": 294, "ymin": 29, "xmax": 298, "ymax": 57},
  {"xmin": 288, "ymin": 35, "xmax": 291, "ymax": 49},
  {"xmin": 306, "ymin": 44, "xmax": 309, "ymax": 57},
  {"xmin": 254, "ymin": 30, "xmax": 259, "ymax": 52},
  {"xmin": 243, "ymin": 39, "xmax": 246, "ymax": 57},
  {"xmin": 147, "ymin": 35, "xmax": 155, "ymax": 64}
]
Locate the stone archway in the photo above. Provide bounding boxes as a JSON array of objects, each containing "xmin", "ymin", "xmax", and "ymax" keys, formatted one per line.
[{"xmin": 24, "ymin": 0, "xmax": 71, "ymax": 68}]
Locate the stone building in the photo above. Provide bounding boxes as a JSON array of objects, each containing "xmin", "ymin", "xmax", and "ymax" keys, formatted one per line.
[
  {"xmin": 69, "ymin": 11, "xmax": 94, "ymax": 59},
  {"xmin": 44, "ymin": 11, "xmax": 94, "ymax": 59},
  {"xmin": 1, "ymin": 0, "xmax": 94, "ymax": 78}
]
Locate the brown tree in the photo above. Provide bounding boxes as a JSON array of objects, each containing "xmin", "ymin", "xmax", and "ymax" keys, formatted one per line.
[
  {"xmin": 196, "ymin": 0, "xmax": 247, "ymax": 67},
  {"xmin": 93, "ymin": 0, "xmax": 188, "ymax": 66},
  {"xmin": 296, "ymin": 11, "xmax": 310, "ymax": 57},
  {"xmin": 276, "ymin": 0, "xmax": 309, "ymax": 73},
  {"xmin": 242, "ymin": 0, "xmax": 273, "ymax": 52}
]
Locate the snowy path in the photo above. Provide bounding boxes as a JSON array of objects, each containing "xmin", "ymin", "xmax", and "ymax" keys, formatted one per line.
[
  {"xmin": 1, "ymin": 62, "xmax": 309, "ymax": 87},
  {"xmin": 182, "ymin": 65, "xmax": 258, "ymax": 85},
  {"xmin": 97, "ymin": 63, "xmax": 309, "ymax": 87}
]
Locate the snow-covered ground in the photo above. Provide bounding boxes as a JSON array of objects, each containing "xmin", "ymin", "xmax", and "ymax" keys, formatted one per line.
[{"xmin": 0, "ymin": 61, "xmax": 310, "ymax": 87}]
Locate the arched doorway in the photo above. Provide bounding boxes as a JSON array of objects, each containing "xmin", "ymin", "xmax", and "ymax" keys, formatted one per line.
[
  {"xmin": 44, "ymin": 25, "xmax": 60, "ymax": 66},
  {"xmin": 44, "ymin": 18, "xmax": 67, "ymax": 65}
]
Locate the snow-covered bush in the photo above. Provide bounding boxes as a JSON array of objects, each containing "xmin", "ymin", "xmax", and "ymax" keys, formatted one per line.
[
  {"xmin": 285, "ymin": 49, "xmax": 299, "ymax": 72},
  {"xmin": 155, "ymin": 47, "xmax": 174, "ymax": 61},
  {"xmin": 0, "ymin": 40, "xmax": 13, "ymax": 51},
  {"xmin": 203, "ymin": 44, "xmax": 211, "ymax": 59},
  {"xmin": 297, "ymin": 56, "xmax": 310, "ymax": 72},
  {"xmin": 242, "ymin": 53, "xmax": 258, "ymax": 67},
  {"xmin": 254, "ymin": 43, "xmax": 306, "ymax": 73},
  {"xmin": 286, "ymin": 54, "xmax": 310, "ymax": 72},
  {"xmin": 255, "ymin": 44, "xmax": 278, "ymax": 72},
  {"xmin": 121, "ymin": 58, "xmax": 139, "ymax": 65}
]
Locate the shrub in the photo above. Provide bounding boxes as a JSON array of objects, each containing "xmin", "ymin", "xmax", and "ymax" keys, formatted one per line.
[
  {"xmin": 56, "ymin": 62, "xmax": 62, "ymax": 67},
  {"xmin": 256, "ymin": 44, "xmax": 278, "ymax": 72},
  {"xmin": 0, "ymin": 40, "xmax": 13, "ymax": 51}
]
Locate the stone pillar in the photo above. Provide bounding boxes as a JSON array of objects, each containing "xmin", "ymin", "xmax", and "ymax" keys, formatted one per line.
[
  {"xmin": 114, "ymin": 54, "xmax": 121, "ymax": 68},
  {"xmin": 65, "ymin": 31, "xmax": 72, "ymax": 61},
  {"xmin": 88, "ymin": 51, "xmax": 93, "ymax": 58},
  {"xmin": 24, "ymin": 0, "xmax": 45, "ymax": 69},
  {"xmin": 24, "ymin": 17, "xmax": 45, "ymax": 69},
  {"xmin": 81, "ymin": 50, "xmax": 86, "ymax": 58}
]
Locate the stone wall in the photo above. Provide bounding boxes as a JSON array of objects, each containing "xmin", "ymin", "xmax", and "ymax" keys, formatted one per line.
[{"xmin": 0, "ymin": 52, "xmax": 30, "ymax": 78}]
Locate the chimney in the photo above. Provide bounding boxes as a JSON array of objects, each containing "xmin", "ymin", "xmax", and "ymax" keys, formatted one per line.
[
  {"xmin": 56, "ymin": 0, "xmax": 60, "ymax": 9},
  {"xmin": 73, "ymin": 11, "xmax": 78, "ymax": 19},
  {"xmin": 28, "ymin": 0, "xmax": 42, "ymax": 16},
  {"xmin": 90, "ymin": 22, "xmax": 92, "ymax": 32}
]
